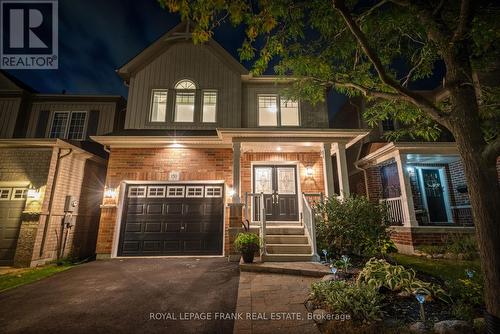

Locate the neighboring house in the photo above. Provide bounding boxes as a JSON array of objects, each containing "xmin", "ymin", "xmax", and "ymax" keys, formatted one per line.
[
  {"xmin": 91, "ymin": 23, "xmax": 369, "ymax": 261},
  {"xmin": 0, "ymin": 70, "xmax": 126, "ymax": 267},
  {"xmin": 334, "ymin": 96, "xmax": 500, "ymax": 254}
]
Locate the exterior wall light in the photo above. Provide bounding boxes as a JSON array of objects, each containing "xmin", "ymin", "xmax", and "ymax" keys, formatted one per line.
[
  {"xmin": 305, "ymin": 166, "xmax": 314, "ymax": 177},
  {"xmin": 104, "ymin": 186, "xmax": 117, "ymax": 199},
  {"xmin": 228, "ymin": 188, "xmax": 236, "ymax": 197},
  {"xmin": 406, "ymin": 166, "xmax": 415, "ymax": 173},
  {"xmin": 27, "ymin": 185, "xmax": 41, "ymax": 199}
]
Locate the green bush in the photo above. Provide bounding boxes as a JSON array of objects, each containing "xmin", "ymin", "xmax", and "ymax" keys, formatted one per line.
[
  {"xmin": 357, "ymin": 258, "xmax": 449, "ymax": 302},
  {"xmin": 447, "ymin": 234, "xmax": 478, "ymax": 259},
  {"xmin": 446, "ymin": 270, "xmax": 484, "ymax": 320},
  {"xmin": 314, "ymin": 195, "xmax": 396, "ymax": 257},
  {"xmin": 234, "ymin": 233, "xmax": 260, "ymax": 253},
  {"xmin": 311, "ymin": 280, "xmax": 384, "ymax": 322}
]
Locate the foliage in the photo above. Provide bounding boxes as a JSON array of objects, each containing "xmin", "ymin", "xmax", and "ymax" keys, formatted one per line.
[
  {"xmin": 314, "ymin": 195, "xmax": 395, "ymax": 257},
  {"xmin": 331, "ymin": 255, "xmax": 352, "ymax": 273},
  {"xmin": 446, "ymin": 234, "xmax": 478, "ymax": 259},
  {"xmin": 415, "ymin": 244, "xmax": 447, "ymax": 256},
  {"xmin": 357, "ymin": 258, "xmax": 449, "ymax": 302},
  {"xmin": 311, "ymin": 280, "xmax": 384, "ymax": 322},
  {"xmin": 234, "ymin": 233, "xmax": 260, "ymax": 253},
  {"xmin": 0, "ymin": 264, "xmax": 73, "ymax": 292},
  {"xmin": 159, "ymin": 0, "xmax": 500, "ymax": 144},
  {"xmin": 446, "ymin": 270, "xmax": 484, "ymax": 321}
]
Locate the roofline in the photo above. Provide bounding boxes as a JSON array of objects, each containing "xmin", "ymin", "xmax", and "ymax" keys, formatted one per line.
[
  {"xmin": 31, "ymin": 94, "xmax": 126, "ymax": 102},
  {"xmin": 356, "ymin": 142, "xmax": 460, "ymax": 166}
]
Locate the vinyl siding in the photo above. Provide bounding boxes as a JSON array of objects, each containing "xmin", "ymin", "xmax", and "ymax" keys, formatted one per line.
[
  {"xmin": 242, "ymin": 83, "xmax": 329, "ymax": 128},
  {"xmin": 26, "ymin": 101, "xmax": 117, "ymax": 137},
  {"xmin": 125, "ymin": 42, "xmax": 241, "ymax": 129},
  {"xmin": 0, "ymin": 97, "xmax": 22, "ymax": 138}
]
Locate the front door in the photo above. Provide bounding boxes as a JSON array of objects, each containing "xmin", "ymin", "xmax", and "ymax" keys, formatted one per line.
[
  {"xmin": 418, "ymin": 168, "xmax": 449, "ymax": 223},
  {"xmin": 253, "ymin": 165, "xmax": 299, "ymax": 222}
]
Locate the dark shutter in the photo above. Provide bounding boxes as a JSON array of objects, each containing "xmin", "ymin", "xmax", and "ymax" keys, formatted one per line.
[
  {"xmin": 86, "ymin": 110, "xmax": 99, "ymax": 138},
  {"xmin": 34, "ymin": 110, "xmax": 50, "ymax": 138}
]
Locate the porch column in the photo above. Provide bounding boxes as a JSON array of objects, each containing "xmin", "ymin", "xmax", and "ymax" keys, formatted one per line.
[
  {"xmin": 334, "ymin": 143, "xmax": 350, "ymax": 198},
  {"xmin": 395, "ymin": 153, "xmax": 418, "ymax": 227},
  {"xmin": 232, "ymin": 142, "xmax": 241, "ymax": 203},
  {"xmin": 321, "ymin": 143, "xmax": 335, "ymax": 197}
]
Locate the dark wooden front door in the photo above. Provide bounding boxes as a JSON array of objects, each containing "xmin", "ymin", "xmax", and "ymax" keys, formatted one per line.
[
  {"xmin": 118, "ymin": 183, "xmax": 224, "ymax": 256},
  {"xmin": 419, "ymin": 169, "xmax": 449, "ymax": 223},
  {"xmin": 253, "ymin": 165, "xmax": 299, "ymax": 222}
]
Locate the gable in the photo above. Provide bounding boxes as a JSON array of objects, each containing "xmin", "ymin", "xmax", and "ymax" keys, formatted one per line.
[{"xmin": 0, "ymin": 71, "xmax": 33, "ymax": 92}]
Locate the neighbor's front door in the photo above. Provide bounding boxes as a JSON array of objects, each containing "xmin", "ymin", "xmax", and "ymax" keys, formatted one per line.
[{"xmin": 253, "ymin": 165, "xmax": 299, "ymax": 222}]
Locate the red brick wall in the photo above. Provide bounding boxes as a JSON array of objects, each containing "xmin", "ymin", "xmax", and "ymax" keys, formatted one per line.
[
  {"xmin": 96, "ymin": 148, "xmax": 233, "ymax": 255},
  {"xmin": 349, "ymin": 170, "xmax": 367, "ymax": 197},
  {"xmin": 366, "ymin": 165, "xmax": 382, "ymax": 202}
]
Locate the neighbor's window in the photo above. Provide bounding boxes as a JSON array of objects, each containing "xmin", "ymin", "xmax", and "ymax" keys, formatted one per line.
[
  {"xmin": 280, "ymin": 99, "xmax": 299, "ymax": 126},
  {"xmin": 202, "ymin": 91, "xmax": 217, "ymax": 123},
  {"xmin": 174, "ymin": 80, "xmax": 196, "ymax": 122},
  {"xmin": 258, "ymin": 95, "xmax": 300, "ymax": 127},
  {"xmin": 49, "ymin": 111, "xmax": 87, "ymax": 140},
  {"xmin": 382, "ymin": 118, "xmax": 395, "ymax": 131},
  {"xmin": 150, "ymin": 89, "xmax": 168, "ymax": 122}
]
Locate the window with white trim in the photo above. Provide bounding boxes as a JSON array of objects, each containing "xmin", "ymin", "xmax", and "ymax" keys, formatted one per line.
[
  {"xmin": 128, "ymin": 186, "xmax": 146, "ymax": 198},
  {"xmin": 150, "ymin": 89, "xmax": 168, "ymax": 122},
  {"xmin": 11, "ymin": 188, "xmax": 28, "ymax": 200},
  {"xmin": 202, "ymin": 91, "xmax": 217, "ymax": 123},
  {"xmin": 0, "ymin": 188, "xmax": 12, "ymax": 200},
  {"xmin": 258, "ymin": 95, "xmax": 300, "ymax": 127},
  {"xmin": 167, "ymin": 186, "xmax": 185, "ymax": 198},
  {"xmin": 49, "ymin": 111, "xmax": 87, "ymax": 140},
  {"xmin": 147, "ymin": 186, "xmax": 166, "ymax": 198},
  {"xmin": 205, "ymin": 186, "xmax": 222, "ymax": 198},
  {"xmin": 174, "ymin": 80, "xmax": 196, "ymax": 122},
  {"xmin": 186, "ymin": 186, "xmax": 204, "ymax": 197}
]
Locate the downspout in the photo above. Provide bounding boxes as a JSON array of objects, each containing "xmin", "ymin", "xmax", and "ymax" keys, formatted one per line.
[
  {"xmin": 354, "ymin": 145, "xmax": 370, "ymax": 200},
  {"xmin": 39, "ymin": 147, "xmax": 73, "ymax": 257}
]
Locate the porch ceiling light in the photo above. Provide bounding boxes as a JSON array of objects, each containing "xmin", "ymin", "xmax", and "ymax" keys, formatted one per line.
[
  {"xmin": 305, "ymin": 166, "xmax": 314, "ymax": 177},
  {"xmin": 276, "ymin": 146, "xmax": 282, "ymax": 151}
]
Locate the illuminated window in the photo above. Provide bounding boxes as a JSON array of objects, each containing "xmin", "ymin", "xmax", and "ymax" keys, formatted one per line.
[
  {"xmin": 150, "ymin": 90, "xmax": 168, "ymax": 122},
  {"xmin": 174, "ymin": 80, "xmax": 196, "ymax": 122},
  {"xmin": 202, "ymin": 91, "xmax": 217, "ymax": 123},
  {"xmin": 258, "ymin": 95, "xmax": 300, "ymax": 126},
  {"xmin": 280, "ymin": 99, "xmax": 299, "ymax": 126}
]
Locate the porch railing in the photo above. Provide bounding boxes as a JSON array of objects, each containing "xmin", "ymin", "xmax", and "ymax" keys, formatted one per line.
[
  {"xmin": 380, "ymin": 197, "xmax": 405, "ymax": 226},
  {"xmin": 302, "ymin": 193, "xmax": 320, "ymax": 261},
  {"xmin": 244, "ymin": 192, "xmax": 267, "ymax": 258}
]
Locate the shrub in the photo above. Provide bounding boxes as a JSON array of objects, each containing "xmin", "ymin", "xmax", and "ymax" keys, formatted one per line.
[
  {"xmin": 446, "ymin": 270, "xmax": 484, "ymax": 320},
  {"xmin": 314, "ymin": 195, "xmax": 396, "ymax": 257},
  {"xmin": 234, "ymin": 233, "xmax": 260, "ymax": 253},
  {"xmin": 311, "ymin": 280, "xmax": 384, "ymax": 322},
  {"xmin": 416, "ymin": 244, "xmax": 447, "ymax": 256},
  {"xmin": 446, "ymin": 233, "xmax": 478, "ymax": 259},
  {"xmin": 357, "ymin": 258, "xmax": 449, "ymax": 302}
]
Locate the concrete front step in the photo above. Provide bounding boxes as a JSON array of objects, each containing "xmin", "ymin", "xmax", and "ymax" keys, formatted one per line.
[
  {"xmin": 239, "ymin": 258, "xmax": 329, "ymax": 276},
  {"xmin": 265, "ymin": 235, "xmax": 309, "ymax": 244},
  {"xmin": 261, "ymin": 254, "xmax": 316, "ymax": 262},
  {"xmin": 265, "ymin": 226, "xmax": 305, "ymax": 235},
  {"xmin": 266, "ymin": 244, "xmax": 312, "ymax": 255}
]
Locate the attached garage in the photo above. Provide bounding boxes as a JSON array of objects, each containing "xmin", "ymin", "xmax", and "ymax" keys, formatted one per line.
[
  {"xmin": 0, "ymin": 187, "xmax": 27, "ymax": 266},
  {"xmin": 117, "ymin": 182, "xmax": 225, "ymax": 257}
]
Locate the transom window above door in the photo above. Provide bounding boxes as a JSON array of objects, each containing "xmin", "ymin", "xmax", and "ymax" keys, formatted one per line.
[
  {"xmin": 258, "ymin": 95, "xmax": 300, "ymax": 127},
  {"xmin": 48, "ymin": 111, "xmax": 87, "ymax": 140}
]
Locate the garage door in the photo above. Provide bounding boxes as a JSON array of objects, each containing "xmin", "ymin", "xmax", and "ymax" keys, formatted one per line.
[
  {"xmin": 118, "ymin": 183, "xmax": 224, "ymax": 256},
  {"xmin": 0, "ymin": 187, "xmax": 27, "ymax": 266}
]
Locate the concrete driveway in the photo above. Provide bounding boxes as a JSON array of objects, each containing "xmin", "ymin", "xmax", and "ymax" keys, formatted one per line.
[{"xmin": 0, "ymin": 258, "xmax": 239, "ymax": 334}]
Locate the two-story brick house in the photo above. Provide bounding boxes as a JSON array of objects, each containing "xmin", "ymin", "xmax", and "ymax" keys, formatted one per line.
[
  {"xmin": 91, "ymin": 23, "xmax": 368, "ymax": 261},
  {"xmin": 0, "ymin": 70, "xmax": 125, "ymax": 267}
]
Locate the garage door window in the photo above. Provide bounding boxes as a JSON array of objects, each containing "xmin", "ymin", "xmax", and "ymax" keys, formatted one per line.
[
  {"xmin": 186, "ymin": 186, "xmax": 204, "ymax": 197},
  {"xmin": 147, "ymin": 186, "xmax": 165, "ymax": 198},
  {"xmin": 0, "ymin": 188, "xmax": 11, "ymax": 200},
  {"xmin": 167, "ymin": 186, "xmax": 185, "ymax": 197},
  {"xmin": 11, "ymin": 188, "xmax": 28, "ymax": 200},
  {"xmin": 205, "ymin": 186, "xmax": 222, "ymax": 197},
  {"xmin": 128, "ymin": 186, "xmax": 146, "ymax": 198}
]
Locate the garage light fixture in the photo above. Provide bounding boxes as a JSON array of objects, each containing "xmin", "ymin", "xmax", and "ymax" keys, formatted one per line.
[
  {"xmin": 104, "ymin": 186, "xmax": 117, "ymax": 199},
  {"xmin": 228, "ymin": 188, "xmax": 236, "ymax": 197},
  {"xmin": 27, "ymin": 185, "xmax": 40, "ymax": 199},
  {"xmin": 305, "ymin": 166, "xmax": 314, "ymax": 177}
]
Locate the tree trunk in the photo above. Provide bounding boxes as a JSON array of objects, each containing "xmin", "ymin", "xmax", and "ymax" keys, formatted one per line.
[{"xmin": 445, "ymin": 47, "xmax": 500, "ymax": 319}]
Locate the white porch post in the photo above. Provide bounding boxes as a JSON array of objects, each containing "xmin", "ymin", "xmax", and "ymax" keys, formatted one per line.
[
  {"xmin": 232, "ymin": 142, "xmax": 241, "ymax": 203},
  {"xmin": 321, "ymin": 143, "xmax": 335, "ymax": 197},
  {"xmin": 395, "ymin": 153, "xmax": 418, "ymax": 226},
  {"xmin": 334, "ymin": 142, "xmax": 350, "ymax": 198}
]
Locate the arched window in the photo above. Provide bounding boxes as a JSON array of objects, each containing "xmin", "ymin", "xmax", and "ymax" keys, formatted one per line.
[{"xmin": 174, "ymin": 80, "xmax": 196, "ymax": 122}]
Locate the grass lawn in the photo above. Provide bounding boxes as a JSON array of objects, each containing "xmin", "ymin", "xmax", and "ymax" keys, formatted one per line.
[
  {"xmin": 391, "ymin": 253, "xmax": 481, "ymax": 281},
  {"xmin": 0, "ymin": 264, "xmax": 74, "ymax": 292}
]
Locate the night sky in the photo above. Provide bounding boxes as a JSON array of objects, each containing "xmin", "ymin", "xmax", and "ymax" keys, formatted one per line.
[{"xmin": 4, "ymin": 0, "xmax": 442, "ymax": 116}]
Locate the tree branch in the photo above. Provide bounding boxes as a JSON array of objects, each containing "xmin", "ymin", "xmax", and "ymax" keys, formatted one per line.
[
  {"xmin": 453, "ymin": 0, "xmax": 473, "ymax": 42},
  {"xmin": 332, "ymin": 0, "xmax": 449, "ymax": 127},
  {"xmin": 483, "ymin": 136, "xmax": 500, "ymax": 164}
]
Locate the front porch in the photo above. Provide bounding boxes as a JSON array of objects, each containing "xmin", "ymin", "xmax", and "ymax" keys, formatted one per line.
[
  {"xmin": 356, "ymin": 142, "xmax": 475, "ymax": 254},
  {"xmin": 220, "ymin": 129, "xmax": 369, "ymax": 262}
]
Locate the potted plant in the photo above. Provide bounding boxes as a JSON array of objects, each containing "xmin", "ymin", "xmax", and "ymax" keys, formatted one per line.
[{"xmin": 234, "ymin": 233, "xmax": 260, "ymax": 263}]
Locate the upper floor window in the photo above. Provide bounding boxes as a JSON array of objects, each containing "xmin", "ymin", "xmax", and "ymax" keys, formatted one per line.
[
  {"xmin": 202, "ymin": 91, "xmax": 217, "ymax": 123},
  {"xmin": 49, "ymin": 111, "xmax": 87, "ymax": 140},
  {"xmin": 381, "ymin": 118, "xmax": 395, "ymax": 131},
  {"xmin": 258, "ymin": 95, "xmax": 299, "ymax": 127},
  {"xmin": 150, "ymin": 89, "xmax": 168, "ymax": 122},
  {"xmin": 174, "ymin": 80, "xmax": 196, "ymax": 122}
]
